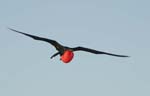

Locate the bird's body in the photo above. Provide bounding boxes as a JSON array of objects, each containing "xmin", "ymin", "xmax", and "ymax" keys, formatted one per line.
[{"xmin": 9, "ymin": 28, "xmax": 129, "ymax": 63}]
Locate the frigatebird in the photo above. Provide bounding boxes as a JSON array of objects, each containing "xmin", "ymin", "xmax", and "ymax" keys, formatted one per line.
[{"xmin": 9, "ymin": 28, "xmax": 129, "ymax": 63}]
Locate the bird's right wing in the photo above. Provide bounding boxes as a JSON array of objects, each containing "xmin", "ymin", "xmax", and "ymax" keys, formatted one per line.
[
  {"xmin": 72, "ymin": 46, "xmax": 129, "ymax": 57},
  {"xmin": 9, "ymin": 28, "xmax": 63, "ymax": 51}
]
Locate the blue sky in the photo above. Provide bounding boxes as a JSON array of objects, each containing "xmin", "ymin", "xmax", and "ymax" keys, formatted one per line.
[{"xmin": 0, "ymin": 0, "xmax": 150, "ymax": 96}]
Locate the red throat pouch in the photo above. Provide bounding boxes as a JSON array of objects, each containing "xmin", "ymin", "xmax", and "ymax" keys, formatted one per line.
[{"xmin": 61, "ymin": 50, "xmax": 74, "ymax": 63}]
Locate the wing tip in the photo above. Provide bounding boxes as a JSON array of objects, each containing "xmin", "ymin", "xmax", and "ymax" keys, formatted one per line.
[
  {"xmin": 7, "ymin": 27, "xmax": 13, "ymax": 31},
  {"xmin": 8, "ymin": 27, "xmax": 20, "ymax": 33},
  {"xmin": 124, "ymin": 55, "xmax": 130, "ymax": 57}
]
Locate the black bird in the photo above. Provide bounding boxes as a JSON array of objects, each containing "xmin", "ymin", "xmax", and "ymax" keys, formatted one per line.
[{"xmin": 9, "ymin": 28, "xmax": 129, "ymax": 63}]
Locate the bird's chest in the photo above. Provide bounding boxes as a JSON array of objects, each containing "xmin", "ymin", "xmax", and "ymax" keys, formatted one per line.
[{"xmin": 61, "ymin": 50, "xmax": 74, "ymax": 63}]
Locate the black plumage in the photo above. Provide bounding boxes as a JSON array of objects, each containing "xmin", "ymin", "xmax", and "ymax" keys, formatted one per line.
[{"xmin": 9, "ymin": 28, "xmax": 129, "ymax": 59}]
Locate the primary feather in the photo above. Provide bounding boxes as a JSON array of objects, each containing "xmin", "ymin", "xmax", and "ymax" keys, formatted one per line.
[{"xmin": 72, "ymin": 46, "xmax": 129, "ymax": 57}]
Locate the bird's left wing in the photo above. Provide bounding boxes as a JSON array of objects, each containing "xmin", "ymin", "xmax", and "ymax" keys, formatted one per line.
[
  {"xmin": 8, "ymin": 28, "xmax": 63, "ymax": 51},
  {"xmin": 72, "ymin": 46, "xmax": 129, "ymax": 57}
]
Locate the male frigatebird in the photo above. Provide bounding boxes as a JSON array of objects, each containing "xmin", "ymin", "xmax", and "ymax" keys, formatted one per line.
[{"xmin": 9, "ymin": 28, "xmax": 129, "ymax": 63}]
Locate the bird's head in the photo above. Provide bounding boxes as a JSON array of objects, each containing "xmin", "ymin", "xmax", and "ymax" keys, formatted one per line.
[{"xmin": 60, "ymin": 50, "xmax": 74, "ymax": 63}]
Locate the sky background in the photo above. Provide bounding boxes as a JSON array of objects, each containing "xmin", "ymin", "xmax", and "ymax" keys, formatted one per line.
[{"xmin": 0, "ymin": 0, "xmax": 150, "ymax": 96}]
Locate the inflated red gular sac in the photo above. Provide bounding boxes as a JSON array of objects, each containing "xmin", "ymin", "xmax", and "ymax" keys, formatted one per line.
[
  {"xmin": 9, "ymin": 28, "xmax": 129, "ymax": 64},
  {"xmin": 60, "ymin": 50, "xmax": 74, "ymax": 63}
]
